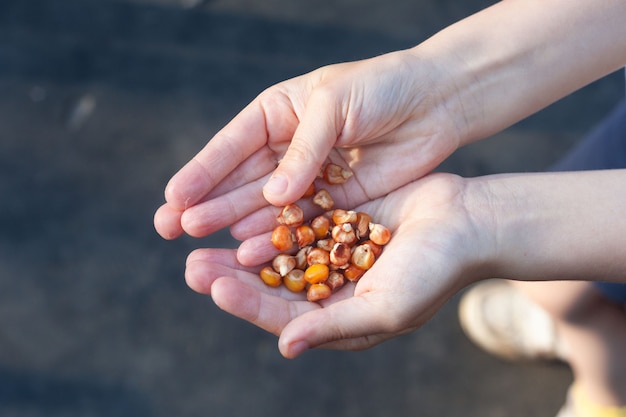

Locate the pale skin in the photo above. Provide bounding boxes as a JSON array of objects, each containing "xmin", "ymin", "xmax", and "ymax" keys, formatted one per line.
[{"xmin": 154, "ymin": 0, "xmax": 626, "ymax": 408}]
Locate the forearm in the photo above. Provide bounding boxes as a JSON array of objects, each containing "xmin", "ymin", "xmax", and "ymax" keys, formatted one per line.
[
  {"xmin": 466, "ymin": 170, "xmax": 626, "ymax": 284},
  {"xmin": 411, "ymin": 0, "xmax": 626, "ymax": 144}
]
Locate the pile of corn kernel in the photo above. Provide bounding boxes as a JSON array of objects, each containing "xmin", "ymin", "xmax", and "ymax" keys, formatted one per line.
[{"xmin": 259, "ymin": 163, "xmax": 391, "ymax": 302}]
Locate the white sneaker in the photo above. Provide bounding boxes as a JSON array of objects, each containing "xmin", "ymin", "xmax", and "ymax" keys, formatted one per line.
[{"xmin": 458, "ymin": 279, "xmax": 568, "ymax": 361}]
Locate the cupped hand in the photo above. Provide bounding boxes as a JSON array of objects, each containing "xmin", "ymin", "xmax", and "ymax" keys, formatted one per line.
[
  {"xmin": 184, "ymin": 174, "xmax": 489, "ymax": 358},
  {"xmin": 154, "ymin": 49, "xmax": 464, "ymax": 240}
]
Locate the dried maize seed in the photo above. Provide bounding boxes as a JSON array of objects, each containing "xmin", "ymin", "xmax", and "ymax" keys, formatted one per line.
[
  {"xmin": 304, "ymin": 264, "xmax": 329, "ymax": 284},
  {"xmin": 306, "ymin": 247, "xmax": 330, "ymax": 266},
  {"xmin": 343, "ymin": 264, "xmax": 365, "ymax": 282},
  {"xmin": 332, "ymin": 209, "xmax": 357, "ymax": 226},
  {"xmin": 307, "ymin": 283, "xmax": 332, "ymax": 302},
  {"xmin": 277, "ymin": 203, "xmax": 304, "ymax": 227},
  {"xmin": 316, "ymin": 238, "xmax": 335, "ymax": 252},
  {"xmin": 369, "ymin": 223, "xmax": 391, "ymax": 246},
  {"xmin": 351, "ymin": 244, "xmax": 375, "ymax": 270},
  {"xmin": 271, "ymin": 225, "xmax": 294, "ymax": 251},
  {"xmin": 259, "ymin": 266, "xmax": 282, "ymax": 287},
  {"xmin": 312, "ymin": 189, "xmax": 334, "ymax": 210},
  {"xmin": 272, "ymin": 253, "xmax": 296, "ymax": 277},
  {"xmin": 295, "ymin": 246, "xmax": 311, "ymax": 270},
  {"xmin": 283, "ymin": 269, "xmax": 307, "ymax": 293},
  {"xmin": 362, "ymin": 240, "xmax": 383, "ymax": 258},
  {"xmin": 326, "ymin": 271, "xmax": 345, "ymax": 291},
  {"xmin": 295, "ymin": 225, "xmax": 316, "ymax": 248},
  {"xmin": 356, "ymin": 212, "xmax": 371, "ymax": 239},
  {"xmin": 310, "ymin": 215, "xmax": 331, "ymax": 239},
  {"xmin": 323, "ymin": 163, "xmax": 353, "ymax": 185},
  {"xmin": 332, "ymin": 223, "xmax": 357, "ymax": 246},
  {"xmin": 330, "ymin": 242, "xmax": 351, "ymax": 267}
]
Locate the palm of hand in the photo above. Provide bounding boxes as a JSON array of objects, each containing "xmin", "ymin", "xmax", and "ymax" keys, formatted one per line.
[{"xmin": 185, "ymin": 174, "xmax": 479, "ymax": 358}]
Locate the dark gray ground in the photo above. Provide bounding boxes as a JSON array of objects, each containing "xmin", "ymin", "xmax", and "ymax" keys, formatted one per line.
[{"xmin": 1, "ymin": 0, "xmax": 624, "ymax": 416}]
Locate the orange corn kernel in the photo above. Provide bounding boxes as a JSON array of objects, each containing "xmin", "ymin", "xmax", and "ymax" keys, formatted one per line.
[
  {"xmin": 307, "ymin": 283, "xmax": 332, "ymax": 302},
  {"xmin": 304, "ymin": 264, "xmax": 329, "ymax": 284},
  {"xmin": 312, "ymin": 189, "xmax": 334, "ymax": 210},
  {"xmin": 362, "ymin": 240, "xmax": 383, "ymax": 258},
  {"xmin": 271, "ymin": 225, "xmax": 294, "ymax": 251},
  {"xmin": 351, "ymin": 244, "xmax": 375, "ymax": 270},
  {"xmin": 295, "ymin": 246, "xmax": 311, "ymax": 270},
  {"xmin": 329, "ymin": 242, "xmax": 351, "ymax": 267},
  {"xmin": 316, "ymin": 238, "xmax": 335, "ymax": 252},
  {"xmin": 272, "ymin": 253, "xmax": 296, "ymax": 277},
  {"xmin": 327, "ymin": 271, "xmax": 345, "ymax": 291},
  {"xmin": 344, "ymin": 264, "xmax": 365, "ymax": 282},
  {"xmin": 283, "ymin": 269, "xmax": 307, "ymax": 293},
  {"xmin": 295, "ymin": 225, "xmax": 316, "ymax": 248},
  {"xmin": 310, "ymin": 215, "xmax": 331, "ymax": 239},
  {"xmin": 331, "ymin": 223, "xmax": 357, "ymax": 246},
  {"xmin": 332, "ymin": 209, "xmax": 357, "ymax": 226},
  {"xmin": 277, "ymin": 203, "xmax": 304, "ymax": 227},
  {"xmin": 306, "ymin": 247, "xmax": 330, "ymax": 266},
  {"xmin": 355, "ymin": 212, "xmax": 371, "ymax": 239},
  {"xmin": 369, "ymin": 223, "xmax": 391, "ymax": 246},
  {"xmin": 259, "ymin": 266, "xmax": 282, "ymax": 287},
  {"xmin": 323, "ymin": 163, "xmax": 353, "ymax": 185}
]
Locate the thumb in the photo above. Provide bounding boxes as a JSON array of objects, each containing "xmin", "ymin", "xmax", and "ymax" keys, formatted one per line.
[
  {"xmin": 277, "ymin": 294, "xmax": 392, "ymax": 358},
  {"xmin": 263, "ymin": 91, "xmax": 343, "ymax": 206}
]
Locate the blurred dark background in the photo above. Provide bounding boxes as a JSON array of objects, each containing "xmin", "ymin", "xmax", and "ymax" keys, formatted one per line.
[{"xmin": 1, "ymin": 0, "xmax": 623, "ymax": 416}]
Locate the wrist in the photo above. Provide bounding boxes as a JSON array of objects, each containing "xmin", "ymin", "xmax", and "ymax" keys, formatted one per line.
[
  {"xmin": 464, "ymin": 170, "xmax": 626, "ymax": 284},
  {"xmin": 410, "ymin": 0, "xmax": 626, "ymax": 146}
]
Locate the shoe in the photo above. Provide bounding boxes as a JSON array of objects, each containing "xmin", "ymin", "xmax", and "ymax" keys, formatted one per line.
[
  {"xmin": 458, "ymin": 279, "xmax": 568, "ymax": 361},
  {"xmin": 556, "ymin": 384, "xmax": 626, "ymax": 417}
]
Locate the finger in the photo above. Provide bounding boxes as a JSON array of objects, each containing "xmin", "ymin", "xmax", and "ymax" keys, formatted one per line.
[
  {"xmin": 277, "ymin": 289, "xmax": 402, "ymax": 358},
  {"xmin": 165, "ymin": 101, "xmax": 268, "ymax": 211},
  {"xmin": 276, "ymin": 229, "xmax": 418, "ymax": 358},
  {"xmin": 236, "ymin": 232, "xmax": 285, "ymax": 267},
  {"xmin": 230, "ymin": 191, "xmax": 326, "ymax": 241},
  {"xmin": 204, "ymin": 146, "xmax": 277, "ymax": 200},
  {"xmin": 263, "ymin": 88, "xmax": 344, "ymax": 206},
  {"xmin": 180, "ymin": 174, "xmax": 270, "ymax": 238},
  {"xmin": 153, "ymin": 203, "xmax": 184, "ymax": 240},
  {"xmin": 185, "ymin": 248, "xmax": 263, "ymax": 294},
  {"xmin": 210, "ymin": 276, "xmax": 318, "ymax": 337}
]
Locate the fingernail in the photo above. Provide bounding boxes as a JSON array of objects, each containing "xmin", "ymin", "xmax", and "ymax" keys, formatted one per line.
[
  {"xmin": 264, "ymin": 173, "xmax": 288, "ymax": 196},
  {"xmin": 287, "ymin": 340, "xmax": 308, "ymax": 358}
]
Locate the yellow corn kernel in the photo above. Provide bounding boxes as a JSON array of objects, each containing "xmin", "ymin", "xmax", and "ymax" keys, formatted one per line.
[
  {"xmin": 259, "ymin": 266, "xmax": 282, "ymax": 287},
  {"xmin": 304, "ymin": 264, "xmax": 329, "ymax": 284}
]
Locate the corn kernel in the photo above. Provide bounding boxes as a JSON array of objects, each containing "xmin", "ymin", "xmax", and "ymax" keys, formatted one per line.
[
  {"xmin": 306, "ymin": 247, "xmax": 330, "ymax": 266},
  {"xmin": 323, "ymin": 163, "xmax": 353, "ymax": 185},
  {"xmin": 277, "ymin": 203, "xmax": 304, "ymax": 227},
  {"xmin": 332, "ymin": 223, "xmax": 357, "ymax": 246},
  {"xmin": 307, "ymin": 283, "xmax": 332, "ymax": 302},
  {"xmin": 310, "ymin": 215, "xmax": 331, "ymax": 239},
  {"xmin": 312, "ymin": 189, "xmax": 334, "ymax": 210},
  {"xmin": 327, "ymin": 271, "xmax": 345, "ymax": 291},
  {"xmin": 295, "ymin": 225, "xmax": 316, "ymax": 248},
  {"xmin": 330, "ymin": 242, "xmax": 351, "ymax": 267},
  {"xmin": 351, "ymin": 244, "xmax": 375, "ymax": 270},
  {"xmin": 344, "ymin": 264, "xmax": 365, "ymax": 282},
  {"xmin": 304, "ymin": 264, "xmax": 329, "ymax": 284},
  {"xmin": 283, "ymin": 269, "xmax": 307, "ymax": 293},
  {"xmin": 259, "ymin": 266, "xmax": 282, "ymax": 287},
  {"xmin": 271, "ymin": 225, "xmax": 294, "ymax": 251},
  {"xmin": 369, "ymin": 223, "xmax": 391, "ymax": 246},
  {"xmin": 272, "ymin": 253, "xmax": 296, "ymax": 277}
]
